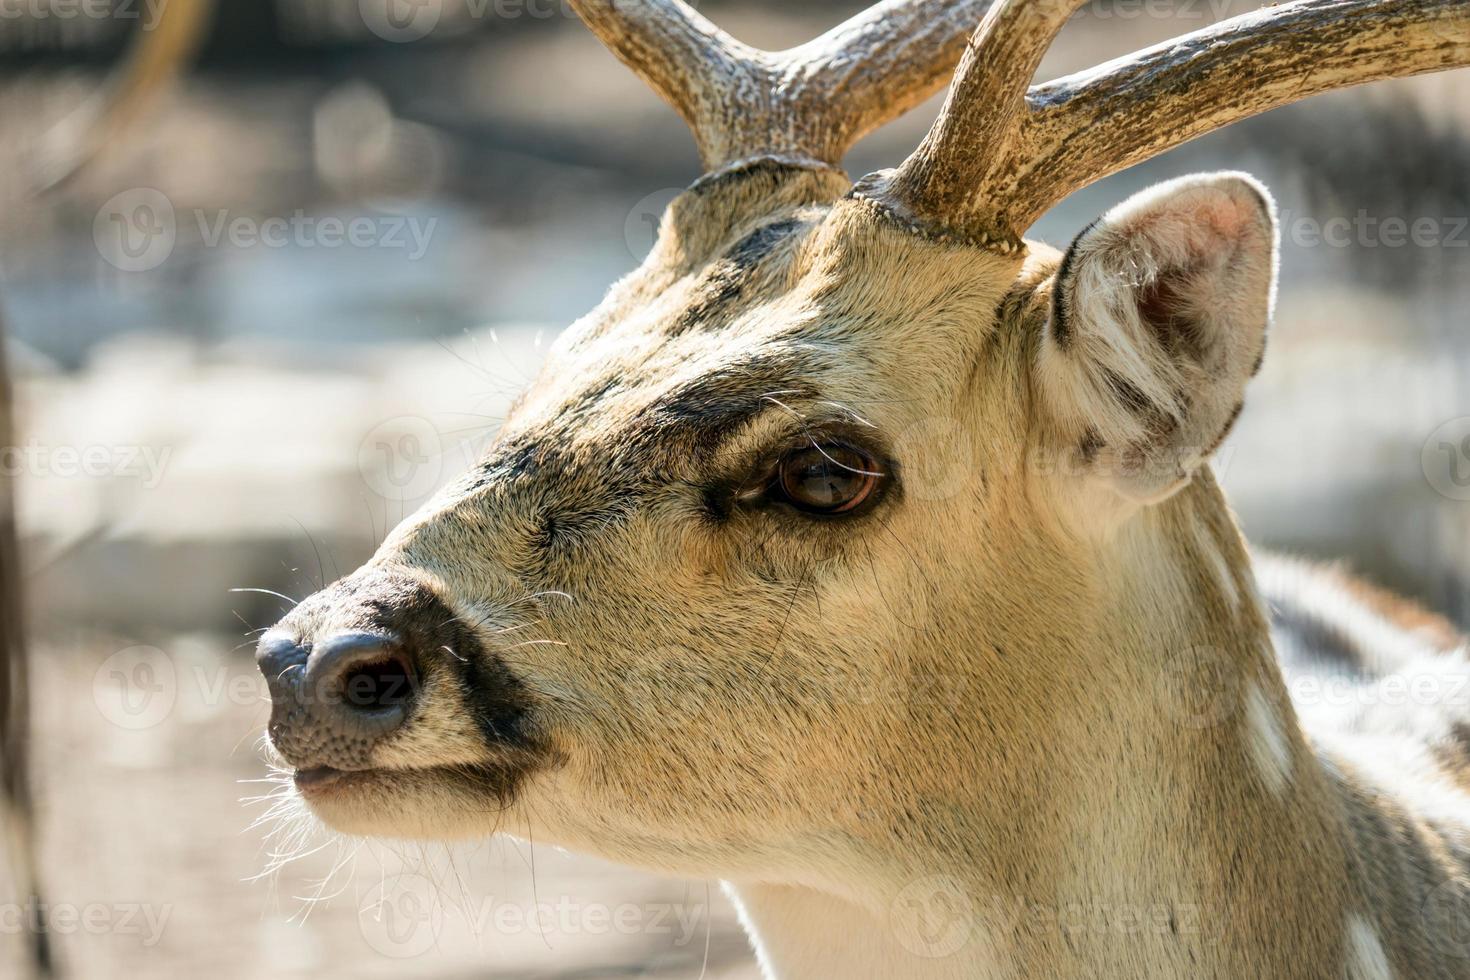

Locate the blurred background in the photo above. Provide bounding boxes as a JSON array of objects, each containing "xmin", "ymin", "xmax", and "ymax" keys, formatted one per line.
[{"xmin": 0, "ymin": 0, "xmax": 1467, "ymax": 976}]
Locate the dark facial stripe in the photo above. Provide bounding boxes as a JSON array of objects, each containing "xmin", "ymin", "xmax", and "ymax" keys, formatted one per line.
[
  {"xmin": 446, "ymin": 619, "xmax": 537, "ymax": 752},
  {"xmin": 331, "ymin": 568, "xmax": 539, "ymax": 755},
  {"xmin": 726, "ymin": 217, "xmax": 804, "ymax": 267},
  {"xmin": 668, "ymin": 218, "xmax": 806, "ymax": 336},
  {"xmin": 637, "ymin": 367, "xmax": 817, "ymax": 455},
  {"xmin": 669, "ymin": 258, "xmax": 748, "ymax": 336}
]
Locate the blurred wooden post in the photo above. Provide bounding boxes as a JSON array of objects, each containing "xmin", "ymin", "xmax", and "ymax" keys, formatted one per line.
[{"xmin": 0, "ymin": 317, "xmax": 51, "ymax": 976}]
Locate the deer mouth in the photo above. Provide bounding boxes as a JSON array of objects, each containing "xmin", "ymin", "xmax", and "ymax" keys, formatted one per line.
[
  {"xmin": 291, "ymin": 764, "xmax": 439, "ymax": 800},
  {"xmin": 289, "ymin": 758, "xmax": 542, "ymax": 810},
  {"xmin": 292, "ymin": 765, "xmax": 370, "ymax": 796}
]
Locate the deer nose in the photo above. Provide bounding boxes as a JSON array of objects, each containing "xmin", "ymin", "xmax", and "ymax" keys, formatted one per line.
[
  {"xmin": 305, "ymin": 632, "xmax": 418, "ymax": 724},
  {"xmin": 256, "ymin": 630, "xmax": 418, "ymax": 770}
]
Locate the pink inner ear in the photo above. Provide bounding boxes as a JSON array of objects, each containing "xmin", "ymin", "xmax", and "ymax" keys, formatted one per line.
[
  {"xmin": 1121, "ymin": 188, "xmax": 1261, "ymax": 263},
  {"xmin": 1136, "ymin": 271, "xmax": 1206, "ymax": 361},
  {"xmin": 1197, "ymin": 196, "xmax": 1253, "ymax": 239}
]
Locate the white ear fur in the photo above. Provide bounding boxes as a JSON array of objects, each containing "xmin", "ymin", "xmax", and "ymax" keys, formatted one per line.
[{"xmin": 1038, "ymin": 172, "xmax": 1278, "ymax": 504}]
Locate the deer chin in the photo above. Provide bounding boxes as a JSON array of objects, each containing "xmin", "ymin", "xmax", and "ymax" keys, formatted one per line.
[{"xmin": 291, "ymin": 761, "xmax": 536, "ymax": 840}]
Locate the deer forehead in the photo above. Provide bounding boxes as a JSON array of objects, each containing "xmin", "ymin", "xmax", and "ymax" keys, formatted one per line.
[{"xmin": 507, "ymin": 193, "xmax": 1041, "ymax": 452}]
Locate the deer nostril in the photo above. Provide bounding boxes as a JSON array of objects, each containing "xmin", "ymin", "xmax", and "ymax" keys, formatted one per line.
[
  {"xmin": 304, "ymin": 632, "xmax": 418, "ymax": 726},
  {"xmin": 339, "ymin": 652, "xmax": 416, "ymax": 712}
]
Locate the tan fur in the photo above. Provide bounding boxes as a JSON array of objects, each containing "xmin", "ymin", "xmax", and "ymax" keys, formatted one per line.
[
  {"xmin": 263, "ymin": 158, "xmax": 1470, "ymax": 978},
  {"xmin": 260, "ymin": 4, "xmax": 1470, "ymax": 976}
]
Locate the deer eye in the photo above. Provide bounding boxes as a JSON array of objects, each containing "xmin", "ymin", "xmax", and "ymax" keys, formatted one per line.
[{"xmin": 772, "ymin": 443, "xmax": 883, "ymax": 515}]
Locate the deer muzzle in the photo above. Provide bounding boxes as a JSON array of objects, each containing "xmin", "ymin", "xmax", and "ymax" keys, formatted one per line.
[
  {"xmin": 256, "ymin": 628, "xmax": 418, "ymax": 771},
  {"xmin": 254, "ymin": 565, "xmax": 531, "ymax": 782}
]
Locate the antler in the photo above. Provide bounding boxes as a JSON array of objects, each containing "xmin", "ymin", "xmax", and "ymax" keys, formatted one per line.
[
  {"xmin": 873, "ymin": 0, "xmax": 1470, "ymax": 251},
  {"xmin": 567, "ymin": 0, "xmax": 992, "ymax": 171}
]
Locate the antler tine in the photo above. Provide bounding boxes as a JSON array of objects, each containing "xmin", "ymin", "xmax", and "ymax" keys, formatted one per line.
[
  {"xmin": 879, "ymin": 0, "xmax": 1087, "ymax": 246},
  {"xmin": 568, "ymin": 0, "xmax": 993, "ymax": 172},
  {"xmin": 1012, "ymin": 0, "xmax": 1470, "ymax": 231},
  {"xmin": 875, "ymin": 0, "xmax": 1470, "ymax": 250},
  {"xmin": 567, "ymin": 0, "xmax": 755, "ymax": 168},
  {"xmin": 771, "ymin": 0, "xmax": 995, "ymax": 167}
]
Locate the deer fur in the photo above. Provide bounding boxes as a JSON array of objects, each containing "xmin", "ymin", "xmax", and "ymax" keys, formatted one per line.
[
  {"xmin": 261, "ymin": 1, "xmax": 1470, "ymax": 977},
  {"xmin": 268, "ymin": 157, "xmax": 1470, "ymax": 977}
]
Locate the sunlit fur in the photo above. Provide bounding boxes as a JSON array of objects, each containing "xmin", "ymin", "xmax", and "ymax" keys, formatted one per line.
[{"xmin": 268, "ymin": 163, "xmax": 1470, "ymax": 978}]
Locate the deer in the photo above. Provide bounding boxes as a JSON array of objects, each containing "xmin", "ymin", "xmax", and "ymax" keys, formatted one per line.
[{"xmin": 254, "ymin": 0, "xmax": 1470, "ymax": 976}]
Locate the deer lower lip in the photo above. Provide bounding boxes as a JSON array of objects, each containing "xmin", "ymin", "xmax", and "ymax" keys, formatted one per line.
[{"xmin": 293, "ymin": 766, "xmax": 375, "ymax": 795}]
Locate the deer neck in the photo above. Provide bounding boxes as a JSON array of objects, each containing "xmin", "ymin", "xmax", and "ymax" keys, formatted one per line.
[{"xmin": 728, "ymin": 471, "xmax": 1359, "ymax": 979}]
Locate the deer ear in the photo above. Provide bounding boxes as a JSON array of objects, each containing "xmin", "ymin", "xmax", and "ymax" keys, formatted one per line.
[{"xmin": 1038, "ymin": 172, "xmax": 1277, "ymax": 505}]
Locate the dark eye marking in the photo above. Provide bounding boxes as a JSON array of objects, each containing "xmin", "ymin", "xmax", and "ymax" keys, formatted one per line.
[{"xmin": 637, "ymin": 362, "xmax": 817, "ymax": 454}]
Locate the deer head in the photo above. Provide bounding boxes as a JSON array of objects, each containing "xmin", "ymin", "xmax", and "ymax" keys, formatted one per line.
[{"xmin": 257, "ymin": 1, "xmax": 1470, "ymax": 975}]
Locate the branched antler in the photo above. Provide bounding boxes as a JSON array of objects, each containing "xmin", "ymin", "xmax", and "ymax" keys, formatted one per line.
[
  {"xmin": 567, "ymin": 0, "xmax": 992, "ymax": 170},
  {"xmin": 575, "ymin": 0, "xmax": 1470, "ymax": 248},
  {"xmin": 876, "ymin": 0, "xmax": 1470, "ymax": 249}
]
